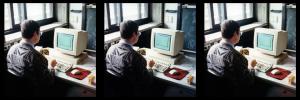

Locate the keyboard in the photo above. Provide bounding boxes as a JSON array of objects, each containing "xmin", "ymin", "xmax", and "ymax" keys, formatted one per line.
[
  {"xmin": 56, "ymin": 62, "xmax": 73, "ymax": 72},
  {"xmin": 153, "ymin": 62, "xmax": 171, "ymax": 73},
  {"xmin": 256, "ymin": 61, "xmax": 272, "ymax": 73}
]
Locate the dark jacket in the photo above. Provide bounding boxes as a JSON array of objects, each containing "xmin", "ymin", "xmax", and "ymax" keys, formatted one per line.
[
  {"xmin": 6, "ymin": 42, "xmax": 54, "ymax": 95},
  {"xmin": 206, "ymin": 40, "xmax": 254, "ymax": 95},
  {"xmin": 105, "ymin": 41, "xmax": 153, "ymax": 96}
]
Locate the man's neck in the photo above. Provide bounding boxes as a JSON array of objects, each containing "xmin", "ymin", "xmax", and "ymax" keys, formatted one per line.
[
  {"xmin": 221, "ymin": 38, "xmax": 234, "ymax": 47},
  {"xmin": 120, "ymin": 39, "xmax": 133, "ymax": 46},
  {"xmin": 20, "ymin": 39, "xmax": 35, "ymax": 46}
]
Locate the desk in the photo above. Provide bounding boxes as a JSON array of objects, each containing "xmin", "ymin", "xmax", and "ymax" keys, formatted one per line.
[
  {"xmin": 142, "ymin": 48, "xmax": 196, "ymax": 91},
  {"xmin": 40, "ymin": 48, "xmax": 96, "ymax": 91},
  {"xmin": 241, "ymin": 48, "xmax": 296, "ymax": 91}
]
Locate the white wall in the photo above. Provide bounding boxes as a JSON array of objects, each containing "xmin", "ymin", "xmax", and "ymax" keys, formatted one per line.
[
  {"xmin": 69, "ymin": 3, "xmax": 84, "ymax": 29},
  {"xmin": 269, "ymin": 3, "xmax": 284, "ymax": 29},
  {"xmin": 164, "ymin": 3, "xmax": 178, "ymax": 29}
]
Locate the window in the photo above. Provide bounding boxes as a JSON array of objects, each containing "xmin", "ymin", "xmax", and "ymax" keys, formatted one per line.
[
  {"xmin": 13, "ymin": 3, "xmax": 25, "ymax": 24},
  {"xmin": 104, "ymin": 4, "xmax": 108, "ymax": 30},
  {"xmin": 140, "ymin": 3, "xmax": 148, "ymax": 18},
  {"xmin": 204, "ymin": 3, "xmax": 254, "ymax": 33},
  {"xmin": 4, "ymin": 3, "xmax": 12, "ymax": 30},
  {"xmin": 122, "ymin": 3, "xmax": 139, "ymax": 21},
  {"xmin": 213, "ymin": 3, "xmax": 221, "ymax": 24},
  {"xmin": 204, "ymin": 3, "xmax": 212, "ymax": 30},
  {"xmin": 5, "ymin": 3, "xmax": 54, "ymax": 34},
  {"xmin": 122, "ymin": 3, "xmax": 148, "ymax": 21},
  {"xmin": 109, "ymin": 3, "xmax": 121, "ymax": 25},
  {"xmin": 226, "ymin": 3, "xmax": 253, "ymax": 21},
  {"xmin": 26, "ymin": 3, "xmax": 53, "ymax": 21},
  {"xmin": 104, "ymin": 3, "xmax": 150, "ymax": 32}
]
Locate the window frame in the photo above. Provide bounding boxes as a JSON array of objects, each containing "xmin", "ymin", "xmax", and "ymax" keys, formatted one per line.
[
  {"xmin": 205, "ymin": 3, "xmax": 256, "ymax": 35},
  {"xmin": 104, "ymin": 3, "xmax": 152, "ymax": 34},
  {"xmin": 4, "ymin": 3, "xmax": 56, "ymax": 35}
]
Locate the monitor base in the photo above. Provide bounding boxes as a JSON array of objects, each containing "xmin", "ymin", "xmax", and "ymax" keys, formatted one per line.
[
  {"xmin": 50, "ymin": 49, "xmax": 88, "ymax": 65},
  {"xmin": 249, "ymin": 49, "xmax": 288, "ymax": 64},
  {"xmin": 145, "ymin": 49, "xmax": 184, "ymax": 65}
]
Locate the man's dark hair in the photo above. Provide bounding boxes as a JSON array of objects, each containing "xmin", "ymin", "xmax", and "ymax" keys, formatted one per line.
[
  {"xmin": 120, "ymin": 20, "xmax": 138, "ymax": 39},
  {"xmin": 21, "ymin": 20, "xmax": 40, "ymax": 39},
  {"xmin": 221, "ymin": 20, "xmax": 240, "ymax": 39}
]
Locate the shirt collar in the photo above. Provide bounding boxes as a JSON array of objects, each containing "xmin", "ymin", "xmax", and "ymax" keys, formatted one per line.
[
  {"xmin": 220, "ymin": 39, "xmax": 234, "ymax": 48},
  {"xmin": 20, "ymin": 39, "xmax": 35, "ymax": 48},
  {"xmin": 119, "ymin": 39, "xmax": 133, "ymax": 47}
]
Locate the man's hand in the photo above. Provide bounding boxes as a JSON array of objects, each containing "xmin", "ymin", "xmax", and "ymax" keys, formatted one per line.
[
  {"xmin": 248, "ymin": 59, "xmax": 257, "ymax": 70},
  {"xmin": 147, "ymin": 60, "xmax": 155, "ymax": 70},
  {"xmin": 49, "ymin": 59, "xmax": 57, "ymax": 70}
]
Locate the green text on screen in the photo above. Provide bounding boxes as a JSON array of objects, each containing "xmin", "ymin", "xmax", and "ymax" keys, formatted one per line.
[
  {"xmin": 257, "ymin": 33, "xmax": 273, "ymax": 51},
  {"xmin": 57, "ymin": 33, "xmax": 74, "ymax": 51},
  {"xmin": 154, "ymin": 33, "xmax": 171, "ymax": 51}
]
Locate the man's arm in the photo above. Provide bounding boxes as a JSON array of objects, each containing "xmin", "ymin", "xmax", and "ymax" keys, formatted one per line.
[
  {"xmin": 32, "ymin": 52, "xmax": 55, "ymax": 86},
  {"xmin": 232, "ymin": 52, "xmax": 255, "ymax": 86}
]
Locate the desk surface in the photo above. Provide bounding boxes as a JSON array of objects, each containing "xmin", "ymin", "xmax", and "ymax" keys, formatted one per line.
[
  {"xmin": 45, "ymin": 48, "xmax": 96, "ymax": 91},
  {"xmin": 243, "ymin": 48, "xmax": 296, "ymax": 91},
  {"xmin": 152, "ymin": 55, "xmax": 196, "ymax": 90},
  {"xmin": 143, "ymin": 49, "xmax": 196, "ymax": 90}
]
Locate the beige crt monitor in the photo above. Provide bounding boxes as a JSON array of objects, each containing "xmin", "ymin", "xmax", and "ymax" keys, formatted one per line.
[
  {"xmin": 252, "ymin": 28, "xmax": 288, "ymax": 64},
  {"xmin": 254, "ymin": 28, "xmax": 288, "ymax": 56},
  {"xmin": 150, "ymin": 28, "xmax": 184, "ymax": 56},
  {"xmin": 53, "ymin": 28, "xmax": 88, "ymax": 64},
  {"xmin": 54, "ymin": 28, "xmax": 88, "ymax": 56}
]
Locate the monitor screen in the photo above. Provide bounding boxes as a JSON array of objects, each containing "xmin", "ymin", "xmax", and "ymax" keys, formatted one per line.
[
  {"xmin": 154, "ymin": 33, "xmax": 171, "ymax": 51},
  {"xmin": 57, "ymin": 33, "xmax": 74, "ymax": 51},
  {"xmin": 257, "ymin": 33, "xmax": 273, "ymax": 51}
]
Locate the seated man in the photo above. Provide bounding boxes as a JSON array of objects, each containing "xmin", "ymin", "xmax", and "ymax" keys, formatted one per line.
[
  {"xmin": 206, "ymin": 20, "xmax": 255, "ymax": 96},
  {"xmin": 105, "ymin": 20, "xmax": 155, "ymax": 96},
  {"xmin": 6, "ymin": 20, "xmax": 56, "ymax": 96}
]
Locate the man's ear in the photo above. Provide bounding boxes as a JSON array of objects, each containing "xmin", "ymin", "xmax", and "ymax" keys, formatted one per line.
[{"xmin": 132, "ymin": 32, "xmax": 137, "ymax": 37}]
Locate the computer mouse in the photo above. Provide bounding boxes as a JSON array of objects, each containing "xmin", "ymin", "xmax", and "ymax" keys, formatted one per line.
[
  {"xmin": 271, "ymin": 69, "xmax": 281, "ymax": 75},
  {"xmin": 169, "ymin": 69, "xmax": 179, "ymax": 75},
  {"xmin": 71, "ymin": 69, "xmax": 81, "ymax": 75}
]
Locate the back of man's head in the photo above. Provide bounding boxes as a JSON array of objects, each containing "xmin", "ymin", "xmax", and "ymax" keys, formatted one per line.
[
  {"xmin": 120, "ymin": 20, "xmax": 138, "ymax": 39},
  {"xmin": 221, "ymin": 20, "xmax": 240, "ymax": 39},
  {"xmin": 21, "ymin": 20, "xmax": 40, "ymax": 39}
]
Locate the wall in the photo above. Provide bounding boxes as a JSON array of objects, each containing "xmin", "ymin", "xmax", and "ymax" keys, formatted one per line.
[
  {"xmin": 269, "ymin": 3, "xmax": 284, "ymax": 29},
  {"xmin": 164, "ymin": 3, "xmax": 178, "ymax": 29},
  {"xmin": 69, "ymin": 3, "xmax": 84, "ymax": 29}
]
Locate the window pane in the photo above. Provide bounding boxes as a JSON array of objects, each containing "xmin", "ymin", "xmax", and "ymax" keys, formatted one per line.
[
  {"xmin": 226, "ymin": 3, "xmax": 253, "ymax": 21},
  {"xmin": 5, "ymin": 3, "xmax": 12, "ymax": 30},
  {"xmin": 246, "ymin": 3, "xmax": 253, "ymax": 18},
  {"xmin": 141, "ymin": 3, "xmax": 148, "ymax": 19},
  {"xmin": 104, "ymin": 3, "xmax": 108, "ymax": 30},
  {"xmin": 204, "ymin": 3, "xmax": 212, "ymax": 30},
  {"xmin": 226, "ymin": 3, "xmax": 244, "ymax": 21},
  {"xmin": 45, "ymin": 3, "xmax": 53, "ymax": 18},
  {"xmin": 13, "ymin": 3, "xmax": 24, "ymax": 24},
  {"xmin": 109, "ymin": 3, "xmax": 120, "ymax": 25},
  {"xmin": 26, "ymin": 3, "xmax": 53, "ymax": 21},
  {"xmin": 122, "ymin": 3, "xmax": 139, "ymax": 21},
  {"xmin": 26, "ymin": 3, "xmax": 44, "ymax": 20},
  {"xmin": 213, "ymin": 3, "xmax": 220, "ymax": 24}
]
